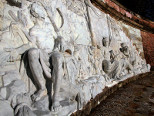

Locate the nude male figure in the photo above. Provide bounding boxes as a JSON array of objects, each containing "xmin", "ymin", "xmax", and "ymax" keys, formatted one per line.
[
  {"xmin": 27, "ymin": 17, "xmax": 64, "ymax": 112},
  {"xmin": 21, "ymin": 2, "xmax": 64, "ymax": 111}
]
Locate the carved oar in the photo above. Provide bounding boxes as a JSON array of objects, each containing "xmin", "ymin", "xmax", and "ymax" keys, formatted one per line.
[
  {"xmin": 106, "ymin": 14, "xmax": 113, "ymax": 46},
  {"xmin": 40, "ymin": 1, "xmax": 64, "ymax": 36},
  {"xmin": 8, "ymin": 10, "xmax": 19, "ymax": 22},
  {"xmin": 56, "ymin": 8, "xmax": 64, "ymax": 28},
  {"xmin": 84, "ymin": 3, "xmax": 97, "ymax": 47}
]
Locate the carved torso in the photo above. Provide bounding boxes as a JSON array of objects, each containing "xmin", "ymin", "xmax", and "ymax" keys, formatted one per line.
[{"xmin": 29, "ymin": 23, "xmax": 54, "ymax": 53}]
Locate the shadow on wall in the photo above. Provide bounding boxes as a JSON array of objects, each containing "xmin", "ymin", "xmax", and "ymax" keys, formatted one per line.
[{"xmin": 6, "ymin": 0, "xmax": 22, "ymax": 8}]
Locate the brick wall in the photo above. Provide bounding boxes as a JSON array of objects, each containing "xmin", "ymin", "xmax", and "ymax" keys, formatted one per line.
[{"xmin": 141, "ymin": 31, "xmax": 154, "ymax": 70}]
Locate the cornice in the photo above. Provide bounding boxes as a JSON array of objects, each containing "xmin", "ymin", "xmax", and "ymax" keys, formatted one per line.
[{"xmin": 91, "ymin": 0, "xmax": 154, "ymax": 33}]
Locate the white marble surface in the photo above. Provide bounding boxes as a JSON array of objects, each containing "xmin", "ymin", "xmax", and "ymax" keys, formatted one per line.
[{"xmin": 0, "ymin": 0, "xmax": 150, "ymax": 116}]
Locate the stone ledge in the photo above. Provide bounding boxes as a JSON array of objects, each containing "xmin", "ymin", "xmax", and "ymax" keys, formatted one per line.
[{"xmin": 71, "ymin": 72, "xmax": 152, "ymax": 116}]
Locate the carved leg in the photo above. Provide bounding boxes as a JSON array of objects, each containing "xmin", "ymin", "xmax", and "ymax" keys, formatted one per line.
[
  {"xmin": 102, "ymin": 60, "xmax": 112, "ymax": 81},
  {"xmin": 28, "ymin": 48, "xmax": 47, "ymax": 101},
  {"xmin": 110, "ymin": 61, "xmax": 121, "ymax": 80},
  {"xmin": 40, "ymin": 50, "xmax": 51, "ymax": 79},
  {"xmin": 51, "ymin": 52, "xmax": 63, "ymax": 111},
  {"xmin": 125, "ymin": 60, "xmax": 133, "ymax": 73}
]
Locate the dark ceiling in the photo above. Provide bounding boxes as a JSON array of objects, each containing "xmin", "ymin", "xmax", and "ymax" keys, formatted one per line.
[{"xmin": 115, "ymin": 0, "xmax": 154, "ymax": 21}]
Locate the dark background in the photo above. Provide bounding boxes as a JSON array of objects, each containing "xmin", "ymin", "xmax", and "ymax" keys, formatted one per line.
[{"xmin": 115, "ymin": 0, "xmax": 154, "ymax": 21}]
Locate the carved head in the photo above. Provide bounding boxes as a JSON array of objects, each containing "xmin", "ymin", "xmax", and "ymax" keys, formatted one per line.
[
  {"xmin": 120, "ymin": 43, "xmax": 127, "ymax": 48},
  {"xmin": 30, "ymin": 2, "xmax": 46, "ymax": 20},
  {"xmin": 109, "ymin": 50, "xmax": 113, "ymax": 54},
  {"xmin": 120, "ymin": 43, "xmax": 129, "ymax": 52},
  {"xmin": 102, "ymin": 37, "xmax": 109, "ymax": 47},
  {"xmin": 109, "ymin": 50, "xmax": 115, "ymax": 59}
]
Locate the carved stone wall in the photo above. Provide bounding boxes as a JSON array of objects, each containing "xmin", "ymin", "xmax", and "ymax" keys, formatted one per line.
[{"xmin": 0, "ymin": 0, "xmax": 151, "ymax": 116}]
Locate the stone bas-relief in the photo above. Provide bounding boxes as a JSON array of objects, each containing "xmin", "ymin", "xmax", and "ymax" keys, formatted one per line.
[{"xmin": 0, "ymin": 0, "xmax": 150, "ymax": 116}]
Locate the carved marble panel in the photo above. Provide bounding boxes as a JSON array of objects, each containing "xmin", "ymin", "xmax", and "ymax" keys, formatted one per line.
[{"xmin": 0, "ymin": 0, "xmax": 150, "ymax": 116}]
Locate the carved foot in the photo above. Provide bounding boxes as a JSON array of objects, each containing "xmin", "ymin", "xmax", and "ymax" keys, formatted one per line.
[
  {"xmin": 31, "ymin": 89, "xmax": 47, "ymax": 101},
  {"xmin": 51, "ymin": 101, "xmax": 61, "ymax": 112}
]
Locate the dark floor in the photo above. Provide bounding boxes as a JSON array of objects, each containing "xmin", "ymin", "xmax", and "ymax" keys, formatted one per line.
[{"xmin": 88, "ymin": 72, "xmax": 154, "ymax": 116}]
